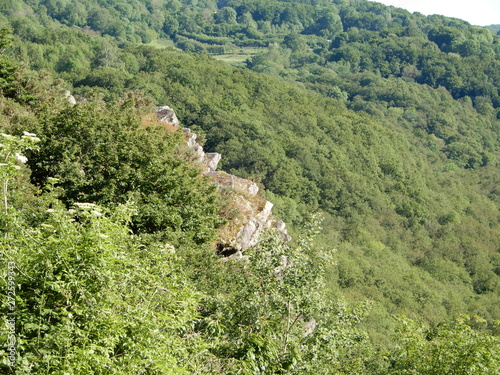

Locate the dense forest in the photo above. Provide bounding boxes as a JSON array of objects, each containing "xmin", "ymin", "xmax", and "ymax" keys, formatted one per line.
[{"xmin": 1, "ymin": 0, "xmax": 499, "ymax": 373}]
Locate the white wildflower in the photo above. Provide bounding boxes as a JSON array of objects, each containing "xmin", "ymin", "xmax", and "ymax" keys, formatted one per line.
[
  {"xmin": 74, "ymin": 202, "xmax": 97, "ymax": 209},
  {"xmin": 15, "ymin": 153, "xmax": 28, "ymax": 163},
  {"xmin": 22, "ymin": 131, "xmax": 40, "ymax": 141},
  {"xmin": 164, "ymin": 243, "xmax": 176, "ymax": 253},
  {"xmin": 0, "ymin": 133, "xmax": 16, "ymax": 141}
]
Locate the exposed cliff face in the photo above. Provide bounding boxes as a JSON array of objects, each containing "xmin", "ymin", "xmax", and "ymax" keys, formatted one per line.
[{"xmin": 155, "ymin": 106, "xmax": 291, "ymax": 256}]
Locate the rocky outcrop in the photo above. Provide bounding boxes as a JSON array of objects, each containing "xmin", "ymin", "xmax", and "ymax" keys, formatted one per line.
[
  {"xmin": 204, "ymin": 153, "xmax": 222, "ymax": 172},
  {"xmin": 65, "ymin": 90, "xmax": 77, "ymax": 105},
  {"xmin": 156, "ymin": 106, "xmax": 179, "ymax": 127},
  {"xmin": 205, "ymin": 171, "xmax": 259, "ymax": 196},
  {"xmin": 182, "ymin": 128, "xmax": 222, "ymax": 172},
  {"xmin": 155, "ymin": 106, "xmax": 291, "ymax": 255}
]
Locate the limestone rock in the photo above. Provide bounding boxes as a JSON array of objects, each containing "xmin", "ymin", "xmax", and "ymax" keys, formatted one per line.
[
  {"xmin": 65, "ymin": 90, "xmax": 76, "ymax": 106},
  {"xmin": 156, "ymin": 106, "xmax": 179, "ymax": 126},
  {"xmin": 155, "ymin": 105, "xmax": 291, "ymax": 254},
  {"xmin": 275, "ymin": 220, "xmax": 292, "ymax": 242},
  {"xmin": 183, "ymin": 128, "xmax": 205, "ymax": 161},
  {"xmin": 206, "ymin": 171, "xmax": 259, "ymax": 196},
  {"xmin": 204, "ymin": 152, "xmax": 221, "ymax": 171},
  {"xmin": 237, "ymin": 221, "xmax": 257, "ymax": 250},
  {"xmin": 220, "ymin": 198, "xmax": 285, "ymax": 251},
  {"xmin": 257, "ymin": 201, "xmax": 273, "ymax": 222}
]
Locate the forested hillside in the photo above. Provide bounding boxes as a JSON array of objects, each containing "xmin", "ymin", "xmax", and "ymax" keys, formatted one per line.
[
  {"xmin": 487, "ymin": 24, "xmax": 500, "ymax": 34},
  {"xmin": 1, "ymin": 0, "xmax": 500, "ymax": 373}
]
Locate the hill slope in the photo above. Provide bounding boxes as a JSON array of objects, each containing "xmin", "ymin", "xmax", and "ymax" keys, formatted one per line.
[{"xmin": 1, "ymin": 0, "xmax": 499, "ymax": 365}]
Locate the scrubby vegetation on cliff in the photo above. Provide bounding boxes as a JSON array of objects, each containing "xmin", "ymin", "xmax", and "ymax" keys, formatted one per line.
[{"xmin": 1, "ymin": 0, "xmax": 500, "ymax": 372}]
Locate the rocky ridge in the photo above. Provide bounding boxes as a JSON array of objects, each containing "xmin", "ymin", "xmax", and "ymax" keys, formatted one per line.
[{"xmin": 156, "ymin": 106, "xmax": 291, "ymax": 257}]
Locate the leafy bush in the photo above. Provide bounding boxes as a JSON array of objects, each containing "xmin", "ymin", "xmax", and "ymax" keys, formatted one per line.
[{"xmin": 27, "ymin": 96, "xmax": 222, "ymax": 244}]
